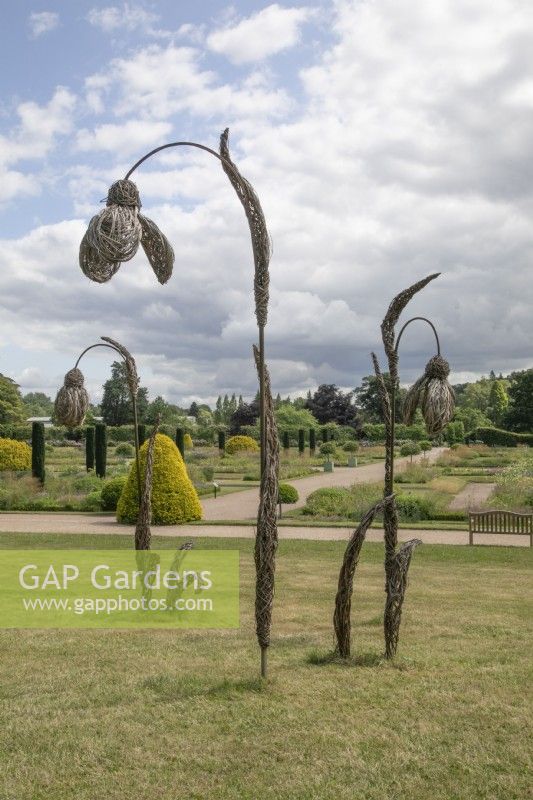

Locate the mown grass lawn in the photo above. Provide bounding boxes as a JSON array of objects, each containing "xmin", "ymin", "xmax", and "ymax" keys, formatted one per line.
[{"xmin": 0, "ymin": 532, "xmax": 531, "ymax": 800}]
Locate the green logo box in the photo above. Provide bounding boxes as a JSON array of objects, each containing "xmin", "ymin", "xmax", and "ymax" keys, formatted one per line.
[{"xmin": 0, "ymin": 550, "xmax": 239, "ymax": 629}]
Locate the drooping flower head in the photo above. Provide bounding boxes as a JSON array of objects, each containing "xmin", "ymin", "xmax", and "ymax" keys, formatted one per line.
[
  {"xmin": 403, "ymin": 355, "xmax": 455, "ymax": 436},
  {"xmin": 54, "ymin": 368, "xmax": 90, "ymax": 428},
  {"xmin": 79, "ymin": 178, "xmax": 174, "ymax": 285}
]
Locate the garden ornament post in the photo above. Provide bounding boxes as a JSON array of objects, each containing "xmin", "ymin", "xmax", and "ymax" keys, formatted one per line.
[
  {"xmin": 371, "ymin": 273, "xmax": 454, "ymax": 658},
  {"xmin": 78, "ymin": 130, "xmax": 278, "ymax": 677}
]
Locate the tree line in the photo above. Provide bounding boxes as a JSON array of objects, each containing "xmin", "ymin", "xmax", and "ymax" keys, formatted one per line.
[{"xmin": 1, "ymin": 364, "xmax": 532, "ymax": 437}]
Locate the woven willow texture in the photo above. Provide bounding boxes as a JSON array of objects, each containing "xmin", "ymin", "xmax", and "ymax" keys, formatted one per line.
[
  {"xmin": 404, "ymin": 354, "xmax": 455, "ymax": 435},
  {"xmin": 101, "ymin": 337, "xmax": 139, "ymax": 397},
  {"xmin": 54, "ymin": 368, "xmax": 90, "ymax": 427},
  {"xmin": 220, "ymin": 129, "xmax": 271, "ymax": 328},
  {"xmin": 134, "ymin": 420, "xmax": 159, "ymax": 551},
  {"xmin": 138, "ymin": 214, "xmax": 174, "ymax": 285},
  {"xmin": 253, "ymin": 344, "xmax": 279, "ymax": 651},
  {"xmin": 333, "ymin": 496, "xmax": 393, "ymax": 659},
  {"xmin": 373, "ymin": 274, "xmax": 443, "ymax": 658}
]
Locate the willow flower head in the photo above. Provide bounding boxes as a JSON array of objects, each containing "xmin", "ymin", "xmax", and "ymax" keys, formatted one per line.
[
  {"xmin": 403, "ymin": 354, "xmax": 455, "ymax": 436},
  {"xmin": 79, "ymin": 179, "xmax": 174, "ymax": 285},
  {"xmin": 54, "ymin": 368, "xmax": 90, "ymax": 428}
]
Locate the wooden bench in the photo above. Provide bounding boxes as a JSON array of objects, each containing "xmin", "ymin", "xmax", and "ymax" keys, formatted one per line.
[{"xmin": 469, "ymin": 510, "xmax": 533, "ymax": 547}]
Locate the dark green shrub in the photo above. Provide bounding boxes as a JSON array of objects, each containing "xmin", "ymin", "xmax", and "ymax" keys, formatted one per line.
[
  {"xmin": 100, "ymin": 476, "xmax": 127, "ymax": 511},
  {"xmin": 309, "ymin": 428, "xmax": 316, "ymax": 451},
  {"xmin": 395, "ymin": 493, "xmax": 435, "ymax": 521},
  {"xmin": 31, "ymin": 422, "xmax": 45, "ymax": 485},
  {"xmin": 95, "ymin": 423, "xmax": 107, "ymax": 478},
  {"xmin": 218, "ymin": 430, "xmax": 226, "ymax": 451},
  {"xmin": 298, "ymin": 429, "xmax": 305, "ymax": 454},
  {"xmin": 85, "ymin": 427, "xmax": 95, "ymax": 472},
  {"xmin": 278, "ymin": 483, "xmax": 299, "ymax": 504},
  {"xmin": 115, "ymin": 442, "xmax": 134, "ymax": 458},
  {"xmin": 137, "ymin": 424, "xmax": 146, "ymax": 446},
  {"xmin": 283, "ymin": 431, "xmax": 290, "ymax": 450}
]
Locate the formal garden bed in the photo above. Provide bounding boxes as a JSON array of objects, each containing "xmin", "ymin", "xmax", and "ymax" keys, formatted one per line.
[
  {"xmin": 0, "ymin": 436, "xmax": 387, "ymax": 514},
  {"xmin": 282, "ymin": 445, "xmax": 532, "ymax": 525}
]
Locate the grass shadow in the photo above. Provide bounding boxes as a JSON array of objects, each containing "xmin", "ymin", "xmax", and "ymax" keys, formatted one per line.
[
  {"xmin": 306, "ymin": 649, "xmax": 386, "ymax": 668},
  {"xmin": 141, "ymin": 673, "xmax": 267, "ymax": 701}
]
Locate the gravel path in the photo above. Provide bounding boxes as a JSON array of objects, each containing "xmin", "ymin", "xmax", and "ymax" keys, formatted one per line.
[
  {"xmin": 448, "ymin": 482, "xmax": 496, "ymax": 511},
  {"xmin": 202, "ymin": 447, "xmax": 447, "ymax": 521},
  {"xmin": 0, "ymin": 516, "xmax": 529, "ymax": 547}
]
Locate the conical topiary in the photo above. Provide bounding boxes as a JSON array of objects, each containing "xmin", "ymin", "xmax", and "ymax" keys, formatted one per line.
[{"xmin": 116, "ymin": 433, "xmax": 202, "ymax": 525}]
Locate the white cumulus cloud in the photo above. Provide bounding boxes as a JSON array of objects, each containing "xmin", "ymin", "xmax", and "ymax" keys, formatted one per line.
[{"xmin": 207, "ymin": 3, "xmax": 313, "ymax": 64}]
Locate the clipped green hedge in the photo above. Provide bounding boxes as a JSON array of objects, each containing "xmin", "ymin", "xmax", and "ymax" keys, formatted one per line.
[
  {"xmin": 475, "ymin": 427, "xmax": 533, "ymax": 447},
  {"xmin": 0, "ymin": 424, "xmax": 32, "ymax": 441},
  {"xmin": 117, "ymin": 434, "xmax": 202, "ymax": 525}
]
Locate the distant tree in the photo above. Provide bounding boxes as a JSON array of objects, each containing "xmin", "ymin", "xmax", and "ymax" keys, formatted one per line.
[
  {"xmin": 275, "ymin": 404, "xmax": 318, "ymax": 437},
  {"xmin": 453, "ymin": 406, "xmax": 492, "ymax": 435},
  {"xmin": 101, "ymin": 362, "xmax": 149, "ymax": 426},
  {"xmin": 456, "ymin": 378, "xmax": 491, "ymax": 413},
  {"xmin": 229, "ymin": 399, "xmax": 259, "ymax": 435},
  {"xmin": 354, "ymin": 375, "xmax": 405, "ymax": 423},
  {"xmin": 0, "ymin": 374, "xmax": 24, "ymax": 424},
  {"xmin": 306, "ymin": 384, "xmax": 360, "ymax": 428},
  {"xmin": 146, "ymin": 396, "xmax": 174, "ymax": 425},
  {"xmin": 188, "ymin": 401, "xmax": 199, "ymax": 418},
  {"xmin": 23, "ymin": 391, "xmax": 54, "ymax": 417},
  {"xmin": 488, "ymin": 380, "xmax": 509, "ymax": 426},
  {"xmin": 505, "ymin": 370, "xmax": 533, "ymax": 432}
]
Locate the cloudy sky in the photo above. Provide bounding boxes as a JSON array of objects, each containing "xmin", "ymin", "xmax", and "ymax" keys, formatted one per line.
[{"xmin": 1, "ymin": 1, "xmax": 532, "ymax": 407}]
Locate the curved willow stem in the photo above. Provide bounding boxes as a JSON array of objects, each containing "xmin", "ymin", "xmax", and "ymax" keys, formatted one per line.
[
  {"xmin": 123, "ymin": 136, "xmax": 268, "ymax": 481},
  {"xmin": 75, "ymin": 340, "xmax": 142, "ymax": 503},
  {"xmin": 395, "ymin": 316, "xmax": 441, "ymax": 357},
  {"xmin": 125, "ymin": 141, "xmax": 223, "ymax": 179}
]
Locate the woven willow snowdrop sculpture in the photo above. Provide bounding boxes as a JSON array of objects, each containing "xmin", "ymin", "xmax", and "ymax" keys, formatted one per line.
[
  {"xmin": 79, "ymin": 179, "xmax": 174, "ymax": 284},
  {"xmin": 54, "ymin": 368, "xmax": 90, "ymax": 427},
  {"xmin": 54, "ymin": 337, "xmax": 143, "ymax": 507},
  {"xmin": 77, "ymin": 130, "xmax": 277, "ymax": 677},
  {"xmin": 371, "ymin": 273, "xmax": 453, "ymax": 659},
  {"xmin": 403, "ymin": 354, "xmax": 455, "ymax": 436}
]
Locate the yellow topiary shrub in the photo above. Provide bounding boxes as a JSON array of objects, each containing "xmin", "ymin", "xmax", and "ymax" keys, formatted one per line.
[
  {"xmin": 225, "ymin": 435, "xmax": 259, "ymax": 454},
  {"xmin": 116, "ymin": 433, "xmax": 202, "ymax": 525},
  {"xmin": 184, "ymin": 433, "xmax": 193, "ymax": 450},
  {"xmin": 0, "ymin": 439, "xmax": 31, "ymax": 471}
]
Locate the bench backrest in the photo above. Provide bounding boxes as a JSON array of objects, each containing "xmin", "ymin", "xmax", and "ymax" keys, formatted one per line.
[{"xmin": 469, "ymin": 510, "xmax": 533, "ymax": 534}]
